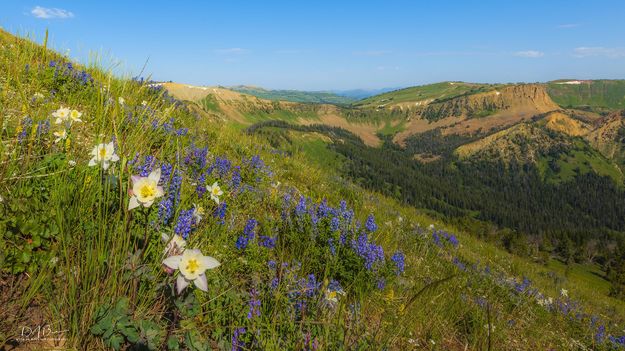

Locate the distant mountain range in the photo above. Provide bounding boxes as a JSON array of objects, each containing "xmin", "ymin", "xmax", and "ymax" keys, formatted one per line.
[{"xmin": 227, "ymin": 85, "xmax": 398, "ymax": 104}]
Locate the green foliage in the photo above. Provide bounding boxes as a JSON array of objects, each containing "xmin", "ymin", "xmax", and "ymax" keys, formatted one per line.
[
  {"xmin": 0, "ymin": 155, "xmax": 66, "ymax": 274},
  {"xmin": 90, "ymin": 298, "xmax": 163, "ymax": 350}
]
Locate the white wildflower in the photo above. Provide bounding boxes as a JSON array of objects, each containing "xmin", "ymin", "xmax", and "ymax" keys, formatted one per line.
[
  {"xmin": 128, "ymin": 168, "xmax": 165, "ymax": 210},
  {"xmin": 162, "ymin": 249, "xmax": 220, "ymax": 294},
  {"xmin": 52, "ymin": 106, "xmax": 71, "ymax": 125},
  {"xmin": 192, "ymin": 203, "xmax": 205, "ymax": 224},
  {"xmin": 206, "ymin": 181, "xmax": 223, "ymax": 204},
  {"xmin": 53, "ymin": 129, "xmax": 67, "ymax": 143},
  {"xmin": 88, "ymin": 142, "xmax": 119, "ymax": 170}
]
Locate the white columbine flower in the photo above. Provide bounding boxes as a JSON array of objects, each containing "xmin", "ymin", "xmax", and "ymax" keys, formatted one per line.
[
  {"xmin": 128, "ymin": 168, "xmax": 165, "ymax": 210},
  {"xmin": 52, "ymin": 107, "xmax": 71, "ymax": 124},
  {"xmin": 141, "ymin": 100, "xmax": 148, "ymax": 106},
  {"xmin": 192, "ymin": 203, "xmax": 205, "ymax": 224},
  {"xmin": 88, "ymin": 142, "xmax": 119, "ymax": 170},
  {"xmin": 162, "ymin": 249, "xmax": 220, "ymax": 294},
  {"xmin": 161, "ymin": 233, "xmax": 186, "ymax": 255},
  {"xmin": 324, "ymin": 287, "xmax": 345, "ymax": 305},
  {"xmin": 118, "ymin": 97, "xmax": 125, "ymax": 105},
  {"xmin": 206, "ymin": 181, "xmax": 223, "ymax": 204},
  {"xmin": 560, "ymin": 289, "xmax": 568, "ymax": 298},
  {"xmin": 69, "ymin": 109, "xmax": 82, "ymax": 123},
  {"xmin": 53, "ymin": 129, "xmax": 67, "ymax": 143}
]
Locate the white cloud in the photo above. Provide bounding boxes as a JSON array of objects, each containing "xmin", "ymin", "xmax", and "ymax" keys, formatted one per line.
[
  {"xmin": 573, "ymin": 46, "xmax": 625, "ymax": 58},
  {"xmin": 557, "ymin": 23, "xmax": 580, "ymax": 29},
  {"xmin": 376, "ymin": 66, "xmax": 400, "ymax": 71},
  {"xmin": 31, "ymin": 6, "xmax": 74, "ymax": 19},
  {"xmin": 513, "ymin": 50, "xmax": 544, "ymax": 58},
  {"xmin": 214, "ymin": 48, "xmax": 248, "ymax": 54}
]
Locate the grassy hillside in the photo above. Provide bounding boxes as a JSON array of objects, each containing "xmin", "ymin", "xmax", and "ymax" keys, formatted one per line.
[
  {"xmin": 354, "ymin": 82, "xmax": 495, "ymax": 108},
  {"xmin": 547, "ymin": 80, "xmax": 625, "ymax": 111},
  {"xmin": 3, "ymin": 29, "xmax": 625, "ymax": 351},
  {"xmin": 230, "ymin": 86, "xmax": 356, "ymax": 105}
]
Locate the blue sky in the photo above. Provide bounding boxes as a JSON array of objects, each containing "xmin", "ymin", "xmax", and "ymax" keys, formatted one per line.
[{"xmin": 1, "ymin": 1, "xmax": 625, "ymax": 90}]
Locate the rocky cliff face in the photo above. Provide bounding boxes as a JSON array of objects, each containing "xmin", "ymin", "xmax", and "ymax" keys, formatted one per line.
[
  {"xmin": 455, "ymin": 123, "xmax": 570, "ymax": 163},
  {"xmin": 586, "ymin": 111, "xmax": 625, "ymax": 163},
  {"xmin": 420, "ymin": 84, "xmax": 559, "ymax": 121}
]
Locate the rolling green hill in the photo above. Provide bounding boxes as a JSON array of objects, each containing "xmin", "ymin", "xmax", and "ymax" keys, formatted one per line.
[
  {"xmin": 353, "ymin": 81, "xmax": 496, "ymax": 108},
  {"xmin": 547, "ymin": 79, "xmax": 625, "ymax": 111}
]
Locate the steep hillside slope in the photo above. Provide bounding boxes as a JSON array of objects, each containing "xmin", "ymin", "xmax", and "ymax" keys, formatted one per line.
[
  {"xmin": 587, "ymin": 110, "xmax": 625, "ymax": 167},
  {"xmin": 393, "ymin": 84, "xmax": 560, "ymax": 144}
]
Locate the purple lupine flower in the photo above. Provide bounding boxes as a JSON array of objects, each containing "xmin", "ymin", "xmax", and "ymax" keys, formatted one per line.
[
  {"xmin": 18, "ymin": 117, "xmax": 32, "ymax": 143},
  {"xmin": 160, "ymin": 162, "xmax": 173, "ymax": 186},
  {"xmin": 432, "ymin": 231, "xmax": 442, "ymax": 247},
  {"xmin": 296, "ymin": 273, "xmax": 320, "ymax": 299},
  {"xmin": 196, "ymin": 172, "xmax": 207, "ymax": 198},
  {"xmin": 158, "ymin": 197, "xmax": 175, "ymax": 225},
  {"xmin": 351, "ymin": 233, "xmax": 385, "ymax": 271},
  {"xmin": 330, "ymin": 217, "xmax": 340, "ymax": 232},
  {"xmin": 259, "ymin": 235, "xmax": 276, "ymax": 249},
  {"xmin": 452, "ymin": 257, "xmax": 466, "ymax": 271},
  {"xmin": 391, "ymin": 251, "xmax": 405, "ymax": 275},
  {"xmin": 514, "ymin": 277, "xmax": 531, "ymax": 293},
  {"xmin": 235, "ymin": 235, "xmax": 249, "ymax": 250},
  {"xmin": 135, "ymin": 155, "xmax": 155, "ymax": 176},
  {"xmin": 376, "ymin": 278, "xmax": 386, "ymax": 290},
  {"xmin": 270, "ymin": 277, "xmax": 279, "ymax": 290},
  {"xmin": 447, "ymin": 234, "xmax": 459, "ymax": 248},
  {"xmin": 214, "ymin": 157, "xmax": 231, "ymax": 177},
  {"xmin": 213, "ymin": 202, "xmax": 227, "ymax": 224},
  {"xmin": 236, "ymin": 218, "xmax": 257, "ymax": 250},
  {"xmin": 174, "ymin": 209, "xmax": 195, "ymax": 239},
  {"xmin": 317, "ymin": 199, "xmax": 330, "ymax": 218},
  {"xmin": 247, "ymin": 288, "xmax": 261, "ymax": 319},
  {"xmin": 339, "ymin": 200, "xmax": 347, "ymax": 213},
  {"xmin": 231, "ymin": 166, "xmax": 242, "ymax": 191},
  {"xmin": 295, "ymin": 196, "xmax": 307, "ymax": 217},
  {"xmin": 328, "ymin": 238, "xmax": 336, "ymax": 255},
  {"xmin": 243, "ymin": 219, "xmax": 257, "ymax": 240},
  {"xmin": 365, "ymin": 214, "xmax": 377, "ymax": 232},
  {"xmin": 231, "ymin": 327, "xmax": 246, "ymax": 351}
]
